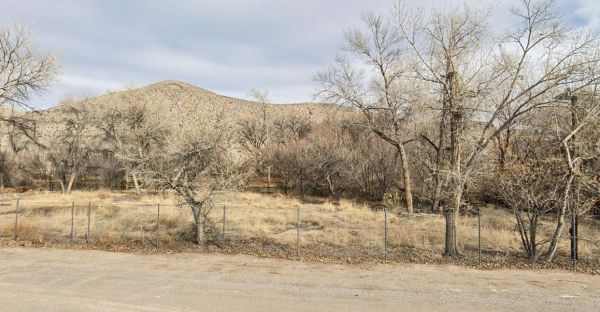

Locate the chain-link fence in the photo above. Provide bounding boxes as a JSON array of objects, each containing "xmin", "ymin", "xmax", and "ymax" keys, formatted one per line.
[{"xmin": 1, "ymin": 198, "xmax": 598, "ymax": 268}]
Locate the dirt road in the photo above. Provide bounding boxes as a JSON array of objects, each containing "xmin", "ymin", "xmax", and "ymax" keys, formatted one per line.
[{"xmin": 0, "ymin": 248, "xmax": 598, "ymax": 311}]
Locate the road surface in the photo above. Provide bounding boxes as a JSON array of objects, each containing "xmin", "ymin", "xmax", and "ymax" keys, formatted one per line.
[{"xmin": 0, "ymin": 248, "xmax": 598, "ymax": 311}]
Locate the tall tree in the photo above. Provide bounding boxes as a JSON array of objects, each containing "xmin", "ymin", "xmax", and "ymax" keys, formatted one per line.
[
  {"xmin": 0, "ymin": 23, "xmax": 58, "ymax": 110},
  {"xmin": 318, "ymin": 0, "xmax": 600, "ymax": 257},
  {"xmin": 316, "ymin": 12, "xmax": 416, "ymax": 214}
]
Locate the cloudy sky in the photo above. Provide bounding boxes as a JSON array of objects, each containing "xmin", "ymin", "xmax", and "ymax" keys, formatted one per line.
[{"xmin": 1, "ymin": 0, "xmax": 598, "ymax": 107}]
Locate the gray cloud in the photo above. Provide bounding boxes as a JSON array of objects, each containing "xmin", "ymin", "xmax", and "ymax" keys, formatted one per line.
[{"xmin": 0, "ymin": 0, "xmax": 593, "ymax": 107}]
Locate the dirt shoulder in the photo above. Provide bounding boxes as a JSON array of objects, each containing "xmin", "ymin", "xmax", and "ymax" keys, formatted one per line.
[{"xmin": 0, "ymin": 247, "xmax": 598, "ymax": 312}]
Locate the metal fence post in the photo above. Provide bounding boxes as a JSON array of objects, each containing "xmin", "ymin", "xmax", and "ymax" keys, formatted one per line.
[
  {"xmin": 478, "ymin": 210, "xmax": 481, "ymax": 265},
  {"xmin": 384, "ymin": 208, "xmax": 388, "ymax": 262},
  {"xmin": 222, "ymin": 206, "xmax": 226, "ymax": 249},
  {"xmin": 156, "ymin": 203, "xmax": 160, "ymax": 250},
  {"xmin": 571, "ymin": 212, "xmax": 578, "ymax": 269},
  {"xmin": 199, "ymin": 209, "xmax": 203, "ymax": 247},
  {"xmin": 70, "ymin": 201, "xmax": 75, "ymax": 242},
  {"xmin": 86, "ymin": 202, "xmax": 91, "ymax": 244},
  {"xmin": 296, "ymin": 206, "xmax": 300, "ymax": 259},
  {"xmin": 575, "ymin": 213, "xmax": 579, "ymax": 263},
  {"xmin": 13, "ymin": 198, "xmax": 19, "ymax": 241}
]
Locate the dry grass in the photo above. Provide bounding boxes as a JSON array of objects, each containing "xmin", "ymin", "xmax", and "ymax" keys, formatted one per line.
[{"xmin": 0, "ymin": 190, "xmax": 598, "ymax": 266}]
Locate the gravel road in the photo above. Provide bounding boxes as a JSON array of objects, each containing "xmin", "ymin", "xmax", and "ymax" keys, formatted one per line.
[{"xmin": 0, "ymin": 247, "xmax": 598, "ymax": 311}]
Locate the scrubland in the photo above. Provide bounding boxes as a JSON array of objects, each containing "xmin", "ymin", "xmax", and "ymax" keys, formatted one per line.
[{"xmin": 0, "ymin": 190, "xmax": 598, "ymax": 271}]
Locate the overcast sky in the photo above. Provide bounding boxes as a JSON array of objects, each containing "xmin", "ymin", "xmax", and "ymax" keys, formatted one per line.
[{"xmin": 1, "ymin": 0, "xmax": 598, "ymax": 107}]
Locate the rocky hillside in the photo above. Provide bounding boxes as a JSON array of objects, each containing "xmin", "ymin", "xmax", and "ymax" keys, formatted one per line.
[
  {"xmin": 0, "ymin": 80, "xmax": 347, "ymax": 148},
  {"xmin": 34, "ymin": 80, "xmax": 340, "ymax": 138},
  {"xmin": 85, "ymin": 80, "xmax": 342, "ymax": 124}
]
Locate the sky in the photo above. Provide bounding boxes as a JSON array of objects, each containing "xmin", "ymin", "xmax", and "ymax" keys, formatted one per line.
[{"xmin": 1, "ymin": 0, "xmax": 598, "ymax": 107}]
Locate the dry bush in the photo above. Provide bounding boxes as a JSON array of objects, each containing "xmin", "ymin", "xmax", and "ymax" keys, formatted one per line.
[{"xmin": 0, "ymin": 190, "xmax": 597, "ymax": 264}]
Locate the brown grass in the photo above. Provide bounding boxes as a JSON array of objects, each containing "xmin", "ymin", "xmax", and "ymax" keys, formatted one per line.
[{"xmin": 0, "ymin": 190, "xmax": 598, "ymax": 268}]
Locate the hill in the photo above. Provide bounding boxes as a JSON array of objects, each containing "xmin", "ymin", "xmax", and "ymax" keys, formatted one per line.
[
  {"xmin": 0, "ymin": 80, "xmax": 347, "ymax": 148},
  {"xmin": 81, "ymin": 80, "xmax": 342, "ymax": 124}
]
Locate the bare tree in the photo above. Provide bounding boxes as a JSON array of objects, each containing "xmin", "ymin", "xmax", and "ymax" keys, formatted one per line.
[
  {"xmin": 88, "ymin": 89, "xmax": 157, "ymax": 194},
  {"xmin": 0, "ymin": 23, "xmax": 58, "ymax": 110},
  {"xmin": 394, "ymin": 0, "xmax": 600, "ymax": 257},
  {"xmin": 308, "ymin": 126, "xmax": 349, "ymax": 199},
  {"xmin": 318, "ymin": 0, "xmax": 600, "ymax": 257},
  {"xmin": 545, "ymin": 87, "xmax": 600, "ymax": 261},
  {"xmin": 273, "ymin": 115, "xmax": 312, "ymax": 144},
  {"xmin": 239, "ymin": 89, "xmax": 270, "ymax": 153},
  {"xmin": 498, "ymin": 132, "xmax": 562, "ymax": 261},
  {"xmin": 496, "ymin": 84, "xmax": 600, "ymax": 262},
  {"xmin": 267, "ymin": 139, "xmax": 314, "ymax": 198},
  {"xmin": 0, "ymin": 23, "xmax": 58, "ymax": 185},
  {"xmin": 117, "ymin": 99, "xmax": 232, "ymax": 245},
  {"xmin": 238, "ymin": 89, "xmax": 272, "ymax": 188},
  {"xmin": 315, "ymin": 12, "xmax": 416, "ymax": 214},
  {"xmin": 41, "ymin": 96, "xmax": 95, "ymax": 194}
]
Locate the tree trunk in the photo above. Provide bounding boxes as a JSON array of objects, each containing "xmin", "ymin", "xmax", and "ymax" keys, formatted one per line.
[
  {"xmin": 444, "ymin": 209, "xmax": 459, "ymax": 257},
  {"xmin": 66, "ymin": 172, "xmax": 77, "ymax": 195},
  {"xmin": 432, "ymin": 111, "xmax": 447, "ymax": 213},
  {"xmin": 267, "ymin": 165, "xmax": 271, "ymax": 193},
  {"xmin": 132, "ymin": 172, "xmax": 141, "ymax": 195},
  {"xmin": 398, "ymin": 144, "xmax": 413, "ymax": 214},
  {"xmin": 192, "ymin": 205, "xmax": 202, "ymax": 245},
  {"xmin": 299, "ymin": 173, "xmax": 304, "ymax": 199},
  {"xmin": 178, "ymin": 188, "xmax": 203, "ymax": 245},
  {"xmin": 432, "ymin": 175, "xmax": 443, "ymax": 213},
  {"xmin": 326, "ymin": 174, "xmax": 336, "ymax": 199},
  {"xmin": 547, "ymin": 94, "xmax": 580, "ymax": 262},
  {"xmin": 515, "ymin": 213, "xmax": 531, "ymax": 258},
  {"xmin": 60, "ymin": 175, "xmax": 67, "ymax": 194},
  {"xmin": 547, "ymin": 173, "xmax": 573, "ymax": 261},
  {"xmin": 530, "ymin": 214, "xmax": 538, "ymax": 261},
  {"xmin": 444, "ymin": 71, "xmax": 463, "ymax": 257},
  {"xmin": 546, "ymin": 168, "xmax": 574, "ymax": 262}
]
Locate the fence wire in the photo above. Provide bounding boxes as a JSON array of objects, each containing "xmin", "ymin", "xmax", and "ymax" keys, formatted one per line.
[{"xmin": 1, "ymin": 199, "xmax": 598, "ymax": 266}]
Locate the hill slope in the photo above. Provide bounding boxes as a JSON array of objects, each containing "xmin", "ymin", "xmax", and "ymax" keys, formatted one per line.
[
  {"xmin": 84, "ymin": 80, "xmax": 342, "ymax": 124},
  {"xmin": 2, "ymin": 80, "xmax": 346, "ymax": 147}
]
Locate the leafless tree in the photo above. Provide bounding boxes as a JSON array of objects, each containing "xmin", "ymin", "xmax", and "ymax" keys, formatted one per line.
[
  {"xmin": 117, "ymin": 99, "xmax": 233, "ymax": 245},
  {"xmin": 273, "ymin": 115, "xmax": 312, "ymax": 144},
  {"xmin": 318, "ymin": 0, "xmax": 600, "ymax": 257},
  {"xmin": 497, "ymin": 129, "xmax": 562, "ymax": 261},
  {"xmin": 308, "ymin": 126, "xmax": 349, "ymax": 199},
  {"xmin": 315, "ymin": 12, "xmax": 416, "ymax": 214},
  {"xmin": 239, "ymin": 89, "xmax": 270, "ymax": 153},
  {"xmin": 238, "ymin": 89, "xmax": 273, "ymax": 188},
  {"xmin": 41, "ymin": 96, "xmax": 96, "ymax": 194},
  {"xmin": 545, "ymin": 87, "xmax": 600, "ymax": 261},
  {"xmin": 88, "ymin": 89, "xmax": 158, "ymax": 194},
  {"xmin": 496, "ymin": 85, "xmax": 600, "ymax": 262},
  {"xmin": 0, "ymin": 23, "xmax": 59, "ymax": 186},
  {"xmin": 0, "ymin": 23, "xmax": 59, "ymax": 110}
]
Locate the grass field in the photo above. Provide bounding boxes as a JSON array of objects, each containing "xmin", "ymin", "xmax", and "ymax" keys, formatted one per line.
[{"xmin": 0, "ymin": 190, "xmax": 599, "ymax": 270}]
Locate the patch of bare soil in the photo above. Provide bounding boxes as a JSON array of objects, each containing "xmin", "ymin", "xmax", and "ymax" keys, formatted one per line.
[
  {"xmin": 0, "ymin": 247, "xmax": 599, "ymax": 312},
  {"xmin": 2, "ymin": 235, "xmax": 599, "ymax": 275}
]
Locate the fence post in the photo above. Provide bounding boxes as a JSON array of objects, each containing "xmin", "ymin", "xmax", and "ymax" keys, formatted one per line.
[
  {"xmin": 222, "ymin": 206, "xmax": 226, "ymax": 249},
  {"xmin": 198, "ymin": 208, "xmax": 203, "ymax": 247},
  {"xmin": 86, "ymin": 202, "xmax": 91, "ymax": 244},
  {"xmin": 13, "ymin": 198, "xmax": 19, "ymax": 241},
  {"xmin": 296, "ymin": 206, "xmax": 300, "ymax": 259},
  {"xmin": 571, "ymin": 212, "xmax": 578, "ymax": 269},
  {"xmin": 70, "ymin": 201, "xmax": 75, "ymax": 242},
  {"xmin": 575, "ymin": 213, "xmax": 578, "ymax": 263},
  {"xmin": 478, "ymin": 210, "xmax": 481, "ymax": 265},
  {"xmin": 384, "ymin": 208, "xmax": 388, "ymax": 262},
  {"xmin": 156, "ymin": 203, "xmax": 160, "ymax": 250}
]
